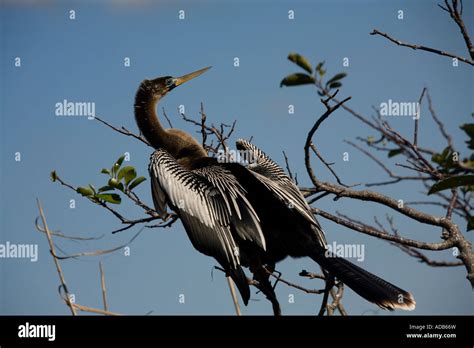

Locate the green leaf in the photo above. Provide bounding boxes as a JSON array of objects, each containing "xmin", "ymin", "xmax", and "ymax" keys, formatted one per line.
[
  {"xmin": 98, "ymin": 185, "xmax": 114, "ymax": 193},
  {"xmin": 77, "ymin": 186, "xmax": 94, "ymax": 197},
  {"xmin": 96, "ymin": 193, "xmax": 121, "ymax": 204},
  {"xmin": 115, "ymin": 154, "xmax": 126, "ymax": 167},
  {"xmin": 128, "ymin": 176, "xmax": 147, "ymax": 190},
  {"xmin": 388, "ymin": 149, "xmax": 403, "ymax": 158},
  {"xmin": 326, "ymin": 72, "xmax": 347, "ymax": 86},
  {"xmin": 460, "ymin": 123, "xmax": 474, "ymax": 150},
  {"xmin": 88, "ymin": 184, "xmax": 97, "ymax": 195},
  {"xmin": 431, "ymin": 154, "xmax": 444, "ymax": 165},
  {"xmin": 112, "ymin": 155, "xmax": 126, "ymax": 176},
  {"xmin": 287, "ymin": 53, "xmax": 313, "ymax": 74},
  {"xmin": 118, "ymin": 166, "xmax": 137, "ymax": 185},
  {"xmin": 101, "ymin": 168, "xmax": 111, "ymax": 175},
  {"xmin": 431, "ymin": 146, "xmax": 452, "ymax": 166},
  {"xmin": 428, "ymin": 175, "xmax": 474, "ymax": 195},
  {"xmin": 280, "ymin": 73, "xmax": 315, "ymax": 87},
  {"xmin": 315, "ymin": 61, "xmax": 325, "ymax": 77},
  {"xmin": 328, "ymin": 82, "xmax": 342, "ymax": 89},
  {"xmin": 50, "ymin": 170, "xmax": 58, "ymax": 182},
  {"xmin": 108, "ymin": 178, "xmax": 121, "ymax": 188},
  {"xmin": 108, "ymin": 178, "xmax": 124, "ymax": 192}
]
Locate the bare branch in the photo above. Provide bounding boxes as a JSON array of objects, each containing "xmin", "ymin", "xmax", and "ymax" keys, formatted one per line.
[
  {"xmin": 304, "ymin": 90, "xmax": 352, "ymax": 189},
  {"xmin": 282, "ymin": 150, "xmax": 295, "ymax": 182},
  {"xmin": 36, "ymin": 200, "xmax": 77, "ymax": 315},
  {"xmin": 300, "ymin": 270, "xmax": 347, "ymax": 315},
  {"xmin": 445, "ymin": 0, "xmax": 474, "ymax": 59},
  {"xmin": 311, "ymin": 144, "xmax": 356, "ymax": 188},
  {"xmin": 426, "ymin": 90, "xmax": 454, "ymax": 149},
  {"xmin": 263, "ymin": 267, "xmax": 325, "ymax": 295},
  {"xmin": 95, "ymin": 116, "xmax": 151, "ymax": 146},
  {"xmin": 370, "ymin": 29, "xmax": 474, "ymax": 66},
  {"xmin": 99, "ymin": 261, "xmax": 108, "ymax": 312},
  {"xmin": 345, "ymin": 140, "xmax": 430, "ymax": 186},
  {"xmin": 395, "ymin": 243, "xmax": 463, "ymax": 267},
  {"xmin": 313, "ymin": 207, "xmax": 455, "ymax": 251},
  {"xmin": 52, "ymin": 172, "xmax": 170, "ymax": 234},
  {"xmin": 52, "ymin": 229, "xmax": 143, "ymax": 260},
  {"xmin": 162, "ymin": 108, "xmax": 174, "ymax": 128},
  {"xmin": 385, "ymin": 215, "xmax": 463, "ymax": 267},
  {"xmin": 414, "ymin": 87, "xmax": 427, "ymax": 148},
  {"xmin": 226, "ymin": 277, "xmax": 242, "ymax": 316}
]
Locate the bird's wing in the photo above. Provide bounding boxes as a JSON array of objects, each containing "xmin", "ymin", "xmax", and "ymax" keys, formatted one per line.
[
  {"xmin": 193, "ymin": 164, "xmax": 266, "ymax": 250},
  {"xmin": 149, "ymin": 148, "xmax": 265, "ymax": 270},
  {"xmin": 236, "ymin": 138, "xmax": 326, "ymax": 244}
]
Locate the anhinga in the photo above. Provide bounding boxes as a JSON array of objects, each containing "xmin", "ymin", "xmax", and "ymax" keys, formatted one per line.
[{"xmin": 135, "ymin": 67, "xmax": 416, "ymax": 315}]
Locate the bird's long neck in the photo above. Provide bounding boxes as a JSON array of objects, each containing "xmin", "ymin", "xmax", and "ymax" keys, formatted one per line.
[
  {"xmin": 134, "ymin": 85, "xmax": 173, "ymax": 150},
  {"xmin": 134, "ymin": 82, "xmax": 208, "ymax": 169}
]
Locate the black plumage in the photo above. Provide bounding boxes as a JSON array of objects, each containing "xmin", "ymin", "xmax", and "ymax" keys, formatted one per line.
[{"xmin": 135, "ymin": 67, "xmax": 416, "ymax": 314}]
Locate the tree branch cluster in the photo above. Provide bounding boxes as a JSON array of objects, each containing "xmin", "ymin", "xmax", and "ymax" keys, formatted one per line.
[{"xmin": 42, "ymin": 0, "xmax": 473, "ymax": 316}]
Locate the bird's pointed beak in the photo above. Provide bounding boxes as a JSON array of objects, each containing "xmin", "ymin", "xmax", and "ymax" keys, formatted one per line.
[{"xmin": 174, "ymin": 66, "xmax": 212, "ymax": 87}]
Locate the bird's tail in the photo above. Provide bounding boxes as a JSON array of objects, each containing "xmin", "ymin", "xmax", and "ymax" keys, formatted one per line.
[
  {"xmin": 228, "ymin": 266, "xmax": 250, "ymax": 306},
  {"xmin": 311, "ymin": 251, "xmax": 416, "ymax": 311}
]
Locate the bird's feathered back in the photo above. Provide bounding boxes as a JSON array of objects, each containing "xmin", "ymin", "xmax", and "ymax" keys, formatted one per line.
[
  {"xmin": 149, "ymin": 148, "xmax": 266, "ymax": 268},
  {"xmin": 236, "ymin": 138, "xmax": 327, "ymax": 248}
]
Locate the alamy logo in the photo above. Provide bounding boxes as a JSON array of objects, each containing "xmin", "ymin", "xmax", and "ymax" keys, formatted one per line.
[
  {"xmin": 0, "ymin": 241, "xmax": 38, "ymax": 262},
  {"xmin": 380, "ymin": 99, "xmax": 420, "ymax": 119},
  {"xmin": 18, "ymin": 322, "xmax": 56, "ymax": 341},
  {"xmin": 325, "ymin": 241, "xmax": 365, "ymax": 262},
  {"xmin": 217, "ymin": 148, "xmax": 256, "ymax": 164},
  {"xmin": 55, "ymin": 99, "xmax": 96, "ymax": 120}
]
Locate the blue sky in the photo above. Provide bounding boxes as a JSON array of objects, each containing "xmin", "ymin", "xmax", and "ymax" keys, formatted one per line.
[{"xmin": 0, "ymin": 0, "xmax": 472, "ymax": 315}]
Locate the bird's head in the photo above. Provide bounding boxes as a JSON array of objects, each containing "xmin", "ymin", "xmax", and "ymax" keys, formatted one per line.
[
  {"xmin": 140, "ymin": 66, "xmax": 212, "ymax": 101},
  {"xmin": 135, "ymin": 66, "xmax": 212, "ymax": 166}
]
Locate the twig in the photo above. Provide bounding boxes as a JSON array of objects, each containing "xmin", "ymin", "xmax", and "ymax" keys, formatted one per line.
[
  {"xmin": 395, "ymin": 244, "xmax": 463, "ymax": 267},
  {"xmin": 180, "ymin": 109, "xmax": 236, "ymax": 154},
  {"xmin": 313, "ymin": 207, "xmax": 455, "ymax": 251},
  {"xmin": 226, "ymin": 277, "xmax": 242, "ymax": 316},
  {"xmin": 304, "ymin": 90, "xmax": 352, "ymax": 189},
  {"xmin": 263, "ymin": 267, "xmax": 325, "ymax": 295},
  {"xmin": 311, "ymin": 144, "xmax": 355, "ymax": 188},
  {"xmin": 71, "ymin": 303, "xmax": 121, "ymax": 316},
  {"xmin": 37, "ymin": 199, "xmax": 77, "ymax": 315},
  {"xmin": 35, "ymin": 217, "xmax": 105, "ymax": 241},
  {"xmin": 370, "ymin": 29, "xmax": 474, "ymax": 66},
  {"xmin": 199, "ymin": 103, "xmax": 208, "ymax": 150},
  {"xmin": 345, "ymin": 140, "xmax": 429, "ymax": 186},
  {"xmin": 52, "ymin": 229, "xmax": 143, "ymax": 260},
  {"xmin": 327, "ymin": 281, "xmax": 345, "ymax": 315},
  {"xmin": 53, "ymin": 172, "xmax": 166, "ymax": 234},
  {"xmin": 318, "ymin": 272, "xmax": 334, "ymax": 316},
  {"xmin": 95, "ymin": 116, "xmax": 151, "ymax": 146},
  {"xmin": 414, "ymin": 87, "xmax": 427, "ymax": 148},
  {"xmin": 99, "ymin": 261, "xmax": 108, "ymax": 312},
  {"xmin": 162, "ymin": 108, "xmax": 174, "ymax": 128},
  {"xmin": 282, "ymin": 150, "xmax": 295, "ymax": 182},
  {"xmin": 386, "ymin": 215, "xmax": 463, "ymax": 267},
  {"xmin": 299, "ymin": 270, "xmax": 346, "ymax": 315},
  {"xmin": 381, "ymin": 121, "xmax": 439, "ymax": 179},
  {"xmin": 426, "ymin": 90, "xmax": 453, "ymax": 149},
  {"xmin": 443, "ymin": 0, "xmax": 474, "ymax": 59}
]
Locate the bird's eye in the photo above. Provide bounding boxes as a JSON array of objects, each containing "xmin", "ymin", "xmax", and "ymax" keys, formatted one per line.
[{"xmin": 165, "ymin": 78, "xmax": 174, "ymax": 87}]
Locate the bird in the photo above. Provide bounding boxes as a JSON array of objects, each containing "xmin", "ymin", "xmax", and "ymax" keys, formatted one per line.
[{"xmin": 134, "ymin": 66, "xmax": 416, "ymax": 315}]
